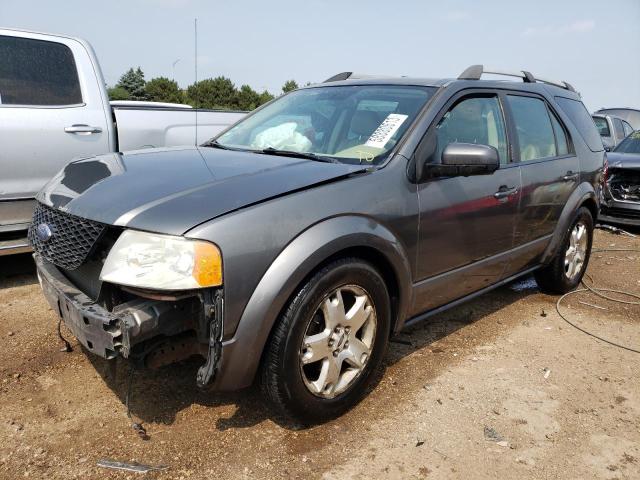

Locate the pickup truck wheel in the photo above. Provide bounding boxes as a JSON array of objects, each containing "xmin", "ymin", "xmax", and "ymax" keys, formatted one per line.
[
  {"xmin": 261, "ymin": 258, "xmax": 390, "ymax": 424},
  {"xmin": 534, "ymin": 207, "xmax": 594, "ymax": 294}
]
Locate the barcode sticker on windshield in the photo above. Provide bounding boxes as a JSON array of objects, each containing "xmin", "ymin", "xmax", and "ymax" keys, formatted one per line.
[{"xmin": 365, "ymin": 114, "xmax": 408, "ymax": 148}]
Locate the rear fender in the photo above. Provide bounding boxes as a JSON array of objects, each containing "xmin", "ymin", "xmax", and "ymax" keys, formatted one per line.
[
  {"xmin": 211, "ymin": 215, "xmax": 413, "ymax": 390},
  {"xmin": 540, "ymin": 182, "xmax": 597, "ymax": 264}
]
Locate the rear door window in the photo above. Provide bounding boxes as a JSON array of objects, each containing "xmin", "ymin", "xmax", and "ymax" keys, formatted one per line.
[
  {"xmin": 555, "ymin": 97, "xmax": 604, "ymax": 152},
  {"xmin": 622, "ymin": 120, "xmax": 634, "ymax": 136},
  {"xmin": 506, "ymin": 95, "xmax": 557, "ymax": 161},
  {"xmin": 435, "ymin": 95, "xmax": 508, "ymax": 164},
  {"xmin": 0, "ymin": 35, "xmax": 82, "ymax": 106}
]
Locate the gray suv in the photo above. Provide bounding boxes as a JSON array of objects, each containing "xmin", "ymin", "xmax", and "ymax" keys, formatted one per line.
[{"xmin": 30, "ymin": 65, "xmax": 605, "ymax": 423}]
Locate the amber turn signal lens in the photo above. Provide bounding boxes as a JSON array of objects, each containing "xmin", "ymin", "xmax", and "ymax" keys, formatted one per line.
[{"xmin": 192, "ymin": 242, "xmax": 223, "ymax": 287}]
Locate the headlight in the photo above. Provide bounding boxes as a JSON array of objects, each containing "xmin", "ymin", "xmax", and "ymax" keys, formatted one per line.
[{"xmin": 100, "ymin": 230, "xmax": 222, "ymax": 290}]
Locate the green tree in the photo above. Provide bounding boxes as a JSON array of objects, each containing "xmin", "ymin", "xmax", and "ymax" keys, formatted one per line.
[
  {"xmin": 145, "ymin": 77, "xmax": 184, "ymax": 104},
  {"xmin": 116, "ymin": 67, "xmax": 147, "ymax": 100},
  {"xmin": 186, "ymin": 76, "xmax": 237, "ymax": 109},
  {"xmin": 107, "ymin": 86, "xmax": 130, "ymax": 100},
  {"xmin": 257, "ymin": 90, "xmax": 274, "ymax": 106},
  {"xmin": 236, "ymin": 84, "xmax": 261, "ymax": 111},
  {"xmin": 281, "ymin": 80, "xmax": 299, "ymax": 93}
]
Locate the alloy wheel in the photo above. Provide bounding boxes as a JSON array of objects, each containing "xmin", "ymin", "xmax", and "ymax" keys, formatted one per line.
[
  {"xmin": 299, "ymin": 285, "xmax": 377, "ymax": 398},
  {"xmin": 564, "ymin": 221, "xmax": 588, "ymax": 280}
]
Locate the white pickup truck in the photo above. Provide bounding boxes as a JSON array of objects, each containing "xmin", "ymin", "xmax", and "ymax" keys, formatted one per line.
[{"xmin": 0, "ymin": 28, "xmax": 246, "ymax": 255}]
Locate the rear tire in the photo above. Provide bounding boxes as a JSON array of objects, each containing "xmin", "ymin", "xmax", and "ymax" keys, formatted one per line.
[
  {"xmin": 534, "ymin": 206, "xmax": 594, "ymax": 294},
  {"xmin": 260, "ymin": 257, "xmax": 390, "ymax": 424}
]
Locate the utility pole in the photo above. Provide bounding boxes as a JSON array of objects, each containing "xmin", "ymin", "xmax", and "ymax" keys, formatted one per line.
[{"xmin": 172, "ymin": 59, "xmax": 180, "ymax": 80}]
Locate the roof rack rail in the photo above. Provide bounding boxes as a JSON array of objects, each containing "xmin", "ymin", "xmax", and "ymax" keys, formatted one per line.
[
  {"xmin": 324, "ymin": 72, "xmax": 354, "ymax": 82},
  {"xmin": 457, "ymin": 64, "xmax": 576, "ymax": 92},
  {"xmin": 323, "ymin": 72, "xmax": 380, "ymax": 83}
]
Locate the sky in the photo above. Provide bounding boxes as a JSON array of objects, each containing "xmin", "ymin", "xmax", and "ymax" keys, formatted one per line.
[{"xmin": 1, "ymin": 0, "xmax": 639, "ymax": 112}]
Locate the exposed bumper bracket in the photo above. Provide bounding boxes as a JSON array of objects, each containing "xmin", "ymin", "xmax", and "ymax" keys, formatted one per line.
[{"xmin": 196, "ymin": 289, "xmax": 224, "ymax": 387}]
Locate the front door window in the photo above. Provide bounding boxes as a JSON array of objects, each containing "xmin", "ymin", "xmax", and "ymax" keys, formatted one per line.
[{"xmin": 435, "ymin": 96, "xmax": 508, "ymax": 164}]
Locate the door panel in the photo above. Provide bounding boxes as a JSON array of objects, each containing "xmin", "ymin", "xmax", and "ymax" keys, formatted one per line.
[
  {"xmin": 413, "ymin": 166, "xmax": 521, "ymax": 313},
  {"xmin": 1, "ymin": 106, "xmax": 110, "ymax": 200},
  {"xmin": 516, "ymin": 157, "xmax": 578, "ymax": 245}
]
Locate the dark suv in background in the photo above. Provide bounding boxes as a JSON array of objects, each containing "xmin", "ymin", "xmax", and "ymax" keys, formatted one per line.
[
  {"xmin": 30, "ymin": 65, "xmax": 605, "ymax": 423},
  {"xmin": 600, "ymin": 131, "xmax": 640, "ymax": 226}
]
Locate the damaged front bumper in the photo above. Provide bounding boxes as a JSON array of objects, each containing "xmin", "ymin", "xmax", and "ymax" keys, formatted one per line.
[
  {"xmin": 600, "ymin": 171, "xmax": 640, "ymax": 226},
  {"xmin": 35, "ymin": 254, "xmax": 224, "ymax": 387}
]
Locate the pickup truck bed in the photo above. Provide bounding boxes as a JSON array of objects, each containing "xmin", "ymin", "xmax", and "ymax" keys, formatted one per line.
[{"xmin": 112, "ymin": 104, "xmax": 245, "ymax": 151}]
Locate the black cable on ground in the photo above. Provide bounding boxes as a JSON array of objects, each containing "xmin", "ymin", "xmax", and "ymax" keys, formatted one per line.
[
  {"xmin": 56, "ymin": 317, "xmax": 72, "ymax": 352},
  {"xmin": 555, "ymin": 289, "xmax": 640, "ymax": 354},
  {"xmin": 125, "ymin": 366, "xmax": 149, "ymax": 440},
  {"xmin": 554, "ymin": 246, "xmax": 640, "ymax": 354}
]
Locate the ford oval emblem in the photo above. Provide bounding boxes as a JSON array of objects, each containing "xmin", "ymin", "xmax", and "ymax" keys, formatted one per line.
[{"xmin": 36, "ymin": 223, "xmax": 54, "ymax": 243}]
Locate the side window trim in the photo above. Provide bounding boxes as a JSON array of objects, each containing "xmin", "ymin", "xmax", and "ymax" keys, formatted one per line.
[
  {"xmin": 415, "ymin": 88, "xmax": 513, "ymax": 168},
  {"xmin": 545, "ymin": 103, "xmax": 574, "ymax": 157},
  {"xmin": 503, "ymin": 91, "xmax": 575, "ymax": 164}
]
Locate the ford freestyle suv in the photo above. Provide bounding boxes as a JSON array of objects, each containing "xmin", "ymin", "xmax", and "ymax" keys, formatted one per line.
[{"xmin": 29, "ymin": 65, "xmax": 605, "ymax": 423}]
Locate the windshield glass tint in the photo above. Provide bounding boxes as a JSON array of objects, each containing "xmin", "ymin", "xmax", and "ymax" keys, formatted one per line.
[
  {"xmin": 592, "ymin": 116, "xmax": 610, "ymax": 136},
  {"xmin": 214, "ymin": 85, "xmax": 436, "ymax": 164},
  {"xmin": 613, "ymin": 131, "xmax": 640, "ymax": 153}
]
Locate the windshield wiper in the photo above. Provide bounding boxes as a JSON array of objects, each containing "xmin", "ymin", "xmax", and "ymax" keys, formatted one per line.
[
  {"xmin": 260, "ymin": 147, "xmax": 339, "ymax": 163},
  {"xmin": 202, "ymin": 140, "xmax": 236, "ymax": 150}
]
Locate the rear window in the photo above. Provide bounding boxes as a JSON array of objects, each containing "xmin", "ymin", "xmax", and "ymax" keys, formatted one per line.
[
  {"xmin": 555, "ymin": 97, "xmax": 603, "ymax": 152},
  {"xmin": 592, "ymin": 116, "xmax": 610, "ymax": 136},
  {"xmin": 0, "ymin": 35, "xmax": 82, "ymax": 106}
]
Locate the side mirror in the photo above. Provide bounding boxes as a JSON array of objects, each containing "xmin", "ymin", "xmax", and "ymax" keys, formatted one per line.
[{"xmin": 425, "ymin": 143, "xmax": 500, "ymax": 178}]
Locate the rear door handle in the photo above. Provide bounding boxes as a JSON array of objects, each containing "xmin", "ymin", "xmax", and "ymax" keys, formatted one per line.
[
  {"xmin": 64, "ymin": 124, "xmax": 103, "ymax": 134},
  {"xmin": 494, "ymin": 185, "xmax": 519, "ymax": 199},
  {"xmin": 562, "ymin": 171, "xmax": 579, "ymax": 182}
]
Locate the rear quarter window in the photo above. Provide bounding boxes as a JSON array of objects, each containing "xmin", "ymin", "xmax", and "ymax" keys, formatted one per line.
[
  {"xmin": 0, "ymin": 35, "xmax": 82, "ymax": 106},
  {"xmin": 555, "ymin": 97, "xmax": 603, "ymax": 152}
]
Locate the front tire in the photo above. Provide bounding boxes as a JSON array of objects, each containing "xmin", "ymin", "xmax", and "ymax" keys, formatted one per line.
[
  {"xmin": 260, "ymin": 258, "xmax": 391, "ymax": 424},
  {"xmin": 534, "ymin": 206, "xmax": 594, "ymax": 293}
]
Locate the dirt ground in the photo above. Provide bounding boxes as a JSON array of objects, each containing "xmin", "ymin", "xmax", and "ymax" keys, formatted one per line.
[{"xmin": 1, "ymin": 228, "xmax": 639, "ymax": 480}]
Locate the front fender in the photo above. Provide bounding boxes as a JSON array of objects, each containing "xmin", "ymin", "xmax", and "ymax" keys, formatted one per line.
[
  {"xmin": 211, "ymin": 215, "xmax": 413, "ymax": 390},
  {"xmin": 540, "ymin": 182, "xmax": 597, "ymax": 264}
]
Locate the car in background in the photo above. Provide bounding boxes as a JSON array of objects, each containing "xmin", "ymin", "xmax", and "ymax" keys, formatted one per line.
[
  {"xmin": 592, "ymin": 113, "xmax": 634, "ymax": 151},
  {"xmin": 595, "ymin": 108, "xmax": 640, "ymax": 130},
  {"xmin": 0, "ymin": 28, "xmax": 245, "ymax": 256},
  {"xmin": 600, "ymin": 131, "xmax": 640, "ymax": 226}
]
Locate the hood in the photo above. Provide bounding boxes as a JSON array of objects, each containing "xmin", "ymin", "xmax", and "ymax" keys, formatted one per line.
[
  {"xmin": 607, "ymin": 152, "xmax": 640, "ymax": 170},
  {"xmin": 37, "ymin": 147, "xmax": 367, "ymax": 235}
]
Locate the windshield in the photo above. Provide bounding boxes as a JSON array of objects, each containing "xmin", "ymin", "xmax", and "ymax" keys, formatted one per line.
[
  {"xmin": 613, "ymin": 130, "xmax": 640, "ymax": 153},
  {"xmin": 212, "ymin": 85, "xmax": 436, "ymax": 165},
  {"xmin": 592, "ymin": 116, "xmax": 610, "ymax": 136}
]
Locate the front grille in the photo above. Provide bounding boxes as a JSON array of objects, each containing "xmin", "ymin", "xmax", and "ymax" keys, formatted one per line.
[{"xmin": 28, "ymin": 203, "xmax": 106, "ymax": 270}]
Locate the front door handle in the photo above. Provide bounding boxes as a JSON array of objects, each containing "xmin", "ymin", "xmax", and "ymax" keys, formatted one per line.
[
  {"xmin": 562, "ymin": 171, "xmax": 579, "ymax": 182},
  {"xmin": 64, "ymin": 124, "xmax": 103, "ymax": 134},
  {"xmin": 494, "ymin": 185, "xmax": 519, "ymax": 199}
]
